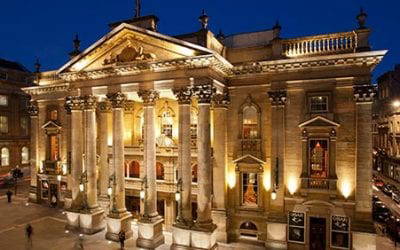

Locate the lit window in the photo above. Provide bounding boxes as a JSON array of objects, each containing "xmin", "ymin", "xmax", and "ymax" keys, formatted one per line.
[
  {"xmin": 242, "ymin": 173, "xmax": 258, "ymax": 207},
  {"xmin": 1, "ymin": 147, "xmax": 9, "ymax": 166},
  {"xmin": 125, "ymin": 161, "xmax": 140, "ymax": 178},
  {"xmin": 160, "ymin": 111, "xmax": 173, "ymax": 138},
  {"xmin": 309, "ymin": 96, "xmax": 328, "ymax": 113},
  {"xmin": 309, "ymin": 139, "xmax": 329, "ymax": 178},
  {"xmin": 0, "ymin": 116, "xmax": 8, "ymax": 133},
  {"xmin": 50, "ymin": 110, "xmax": 58, "ymax": 121},
  {"xmin": 0, "ymin": 95, "xmax": 8, "ymax": 106},
  {"xmin": 156, "ymin": 162, "xmax": 165, "ymax": 180},
  {"xmin": 21, "ymin": 146, "xmax": 29, "ymax": 164},
  {"xmin": 21, "ymin": 117, "xmax": 29, "ymax": 135},
  {"xmin": 49, "ymin": 135, "xmax": 59, "ymax": 161},
  {"xmin": 242, "ymin": 106, "xmax": 258, "ymax": 139}
]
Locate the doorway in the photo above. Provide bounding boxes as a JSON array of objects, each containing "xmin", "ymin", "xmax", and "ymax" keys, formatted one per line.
[{"xmin": 309, "ymin": 217, "xmax": 326, "ymax": 250}]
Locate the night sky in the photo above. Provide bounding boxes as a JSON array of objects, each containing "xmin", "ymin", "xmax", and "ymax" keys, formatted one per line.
[{"xmin": 0, "ymin": 0, "xmax": 398, "ymax": 81}]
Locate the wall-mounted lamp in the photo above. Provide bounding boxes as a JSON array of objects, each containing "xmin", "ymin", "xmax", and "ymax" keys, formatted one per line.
[
  {"xmin": 227, "ymin": 171, "xmax": 236, "ymax": 189},
  {"xmin": 56, "ymin": 175, "xmax": 62, "ymax": 182}
]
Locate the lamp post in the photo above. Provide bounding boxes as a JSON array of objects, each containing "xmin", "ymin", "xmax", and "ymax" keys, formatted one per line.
[
  {"xmin": 140, "ymin": 176, "xmax": 148, "ymax": 221},
  {"xmin": 108, "ymin": 173, "xmax": 118, "ymax": 216},
  {"xmin": 79, "ymin": 170, "xmax": 88, "ymax": 211},
  {"xmin": 175, "ymin": 178, "xmax": 183, "ymax": 225}
]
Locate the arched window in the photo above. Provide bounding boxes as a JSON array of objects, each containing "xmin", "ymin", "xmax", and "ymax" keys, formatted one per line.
[
  {"xmin": 159, "ymin": 101, "xmax": 175, "ymax": 138},
  {"xmin": 192, "ymin": 164, "xmax": 198, "ymax": 183},
  {"xmin": 1, "ymin": 147, "xmax": 9, "ymax": 166},
  {"xmin": 156, "ymin": 162, "xmax": 165, "ymax": 180},
  {"xmin": 242, "ymin": 106, "xmax": 259, "ymax": 139},
  {"xmin": 129, "ymin": 161, "xmax": 140, "ymax": 178},
  {"xmin": 239, "ymin": 221, "xmax": 258, "ymax": 239},
  {"xmin": 21, "ymin": 146, "xmax": 29, "ymax": 164}
]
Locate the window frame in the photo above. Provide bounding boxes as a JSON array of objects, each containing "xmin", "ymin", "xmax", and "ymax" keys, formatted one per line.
[
  {"xmin": 1, "ymin": 147, "xmax": 9, "ymax": 167},
  {"xmin": 0, "ymin": 95, "xmax": 8, "ymax": 106},
  {"xmin": 21, "ymin": 146, "xmax": 29, "ymax": 165},
  {"xmin": 0, "ymin": 115, "xmax": 9, "ymax": 134},
  {"xmin": 307, "ymin": 92, "xmax": 332, "ymax": 114},
  {"xmin": 308, "ymin": 138, "xmax": 330, "ymax": 179}
]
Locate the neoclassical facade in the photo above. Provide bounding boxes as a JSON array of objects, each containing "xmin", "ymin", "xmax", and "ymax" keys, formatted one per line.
[{"xmin": 24, "ymin": 9, "xmax": 386, "ymax": 250}]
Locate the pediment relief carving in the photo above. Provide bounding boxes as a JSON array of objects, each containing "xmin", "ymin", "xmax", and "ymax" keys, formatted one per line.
[{"xmin": 103, "ymin": 41, "xmax": 156, "ymax": 65}]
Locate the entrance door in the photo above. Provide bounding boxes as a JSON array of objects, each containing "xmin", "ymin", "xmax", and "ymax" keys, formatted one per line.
[
  {"xmin": 49, "ymin": 184, "xmax": 58, "ymax": 207},
  {"xmin": 309, "ymin": 217, "xmax": 326, "ymax": 250}
]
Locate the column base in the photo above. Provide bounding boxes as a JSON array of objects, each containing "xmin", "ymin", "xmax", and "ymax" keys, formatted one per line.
[
  {"xmin": 137, "ymin": 218, "xmax": 165, "ymax": 249},
  {"xmin": 105, "ymin": 211, "xmax": 133, "ymax": 242},
  {"xmin": 79, "ymin": 208, "xmax": 105, "ymax": 234},
  {"xmin": 171, "ymin": 226, "xmax": 217, "ymax": 250},
  {"xmin": 211, "ymin": 210, "xmax": 227, "ymax": 243},
  {"xmin": 28, "ymin": 185, "xmax": 38, "ymax": 203},
  {"xmin": 65, "ymin": 211, "xmax": 81, "ymax": 231}
]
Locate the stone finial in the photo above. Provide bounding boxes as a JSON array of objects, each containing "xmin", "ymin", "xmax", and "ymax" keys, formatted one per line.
[
  {"xmin": 138, "ymin": 89, "xmax": 159, "ymax": 106},
  {"xmin": 107, "ymin": 92, "xmax": 127, "ymax": 108},
  {"xmin": 69, "ymin": 34, "xmax": 81, "ymax": 58},
  {"xmin": 356, "ymin": 7, "xmax": 367, "ymax": 29},
  {"xmin": 268, "ymin": 90, "xmax": 287, "ymax": 106},
  {"xmin": 353, "ymin": 84, "xmax": 375, "ymax": 103},
  {"xmin": 192, "ymin": 84, "xmax": 215, "ymax": 104},
  {"xmin": 173, "ymin": 87, "xmax": 192, "ymax": 105},
  {"xmin": 124, "ymin": 100, "xmax": 135, "ymax": 112},
  {"xmin": 98, "ymin": 101, "xmax": 112, "ymax": 113},
  {"xmin": 27, "ymin": 101, "xmax": 39, "ymax": 116},
  {"xmin": 213, "ymin": 88, "xmax": 231, "ymax": 107},
  {"xmin": 65, "ymin": 96, "xmax": 84, "ymax": 111},
  {"xmin": 199, "ymin": 9, "xmax": 209, "ymax": 30},
  {"xmin": 34, "ymin": 58, "xmax": 41, "ymax": 73},
  {"xmin": 135, "ymin": 0, "xmax": 142, "ymax": 18},
  {"xmin": 83, "ymin": 95, "xmax": 97, "ymax": 109},
  {"xmin": 272, "ymin": 20, "xmax": 282, "ymax": 39}
]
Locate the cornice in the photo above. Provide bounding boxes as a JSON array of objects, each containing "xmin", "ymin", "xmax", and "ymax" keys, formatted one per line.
[{"xmin": 22, "ymin": 83, "xmax": 70, "ymax": 96}]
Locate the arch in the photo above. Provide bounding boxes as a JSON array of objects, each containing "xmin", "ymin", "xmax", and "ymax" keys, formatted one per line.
[
  {"xmin": 21, "ymin": 146, "xmax": 29, "ymax": 164},
  {"xmin": 129, "ymin": 160, "xmax": 140, "ymax": 178},
  {"xmin": 240, "ymin": 221, "xmax": 258, "ymax": 230},
  {"xmin": 1, "ymin": 147, "xmax": 9, "ymax": 166},
  {"xmin": 156, "ymin": 162, "xmax": 165, "ymax": 180},
  {"xmin": 239, "ymin": 221, "xmax": 258, "ymax": 239},
  {"xmin": 239, "ymin": 95, "xmax": 261, "ymax": 140}
]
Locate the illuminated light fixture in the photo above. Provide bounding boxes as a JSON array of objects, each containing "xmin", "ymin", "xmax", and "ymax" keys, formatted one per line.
[
  {"xmin": 107, "ymin": 187, "xmax": 112, "ymax": 196},
  {"xmin": 393, "ymin": 100, "xmax": 400, "ymax": 108},
  {"xmin": 62, "ymin": 164, "xmax": 68, "ymax": 175},
  {"xmin": 341, "ymin": 181, "xmax": 351, "ymax": 199},
  {"xmin": 227, "ymin": 172, "xmax": 236, "ymax": 189},
  {"xmin": 175, "ymin": 190, "xmax": 181, "ymax": 202},
  {"xmin": 271, "ymin": 189, "xmax": 277, "ymax": 200},
  {"xmin": 79, "ymin": 183, "xmax": 84, "ymax": 192},
  {"xmin": 79, "ymin": 234, "xmax": 83, "ymax": 237},
  {"xmin": 25, "ymin": 202, "xmax": 29, "ymax": 206},
  {"xmin": 57, "ymin": 175, "xmax": 62, "ymax": 182},
  {"xmin": 65, "ymin": 230, "xmax": 69, "ymax": 234}
]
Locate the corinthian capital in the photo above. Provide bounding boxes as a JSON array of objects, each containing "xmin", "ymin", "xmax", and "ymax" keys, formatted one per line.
[
  {"xmin": 354, "ymin": 84, "xmax": 375, "ymax": 103},
  {"xmin": 213, "ymin": 88, "xmax": 230, "ymax": 108},
  {"xmin": 107, "ymin": 92, "xmax": 126, "ymax": 108},
  {"xmin": 192, "ymin": 84, "xmax": 215, "ymax": 104},
  {"xmin": 27, "ymin": 101, "xmax": 39, "ymax": 116},
  {"xmin": 138, "ymin": 89, "xmax": 159, "ymax": 106},
  {"xmin": 65, "ymin": 96, "xmax": 84, "ymax": 111},
  {"xmin": 268, "ymin": 90, "xmax": 287, "ymax": 106},
  {"xmin": 83, "ymin": 95, "xmax": 97, "ymax": 109},
  {"xmin": 173, "ymin": 87, "xmax": 192, "ymax": 105},
  {"xmin": 98, "ymin": 101, "xmax": 111, "ymax": 113}
]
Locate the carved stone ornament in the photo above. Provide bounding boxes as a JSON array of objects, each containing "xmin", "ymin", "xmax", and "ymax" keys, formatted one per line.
[
  {"xmin": 107, "ymin": 92, "xmax": 126, "ymax": 108},
  {"xmin": 124, "ymin": 100, "xmax": 135, "ymax": 112},
  {"xmin": 65, "ymin": 96, "xmax": 84, "ymax": 111},
  {"xmin": 103, "ymin": 41, "xmax": 156, "ymax": 65},
  {"xmin": 97, "ymin": 101, "xmax": 111, "ymax": 113},
  {"xmin": 27, "ymin": 101, "xmax": 39, "ymax": 116},
  {"xmin": 138, "ymin": 89, "xmax": 159, "ymax": 106},
  {"xmin": 353, "ymin": 84, "xmax": 376, "ymax": 103},
  {"xmin": 213, "ymin": 88, "xmax": 231, "ymax": 107},
  {"xmin": 192, "ymin": 84, "xmax": 216, "ymax": 104},
  {"xmin": 268, "ymin": 90, "xmax": 287, "ymax": 106},
  {"xmin": 173, "ymin": 87, "xmax": 192, "ymax": 105},
  {"xmin": 83, "ymin": 95, "xmax": 97, "ymax": 109}
]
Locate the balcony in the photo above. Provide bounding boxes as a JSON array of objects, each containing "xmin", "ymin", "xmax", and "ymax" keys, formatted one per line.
[{"xmin": 300, "ymin": 177, "xmax": 337, "ymax": 197}]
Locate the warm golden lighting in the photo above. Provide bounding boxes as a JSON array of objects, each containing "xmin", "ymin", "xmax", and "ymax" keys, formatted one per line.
[
  {"xmin": 227, "ymin": 172, "xmax": 236, "ymax": 189},
  {"xmin": 107, "ymin": 187, "xmax": 112, "ymax": 196},
  {"xmin": 107, "ymin": 135, "xmax": 113, "ymax": 146},
  {"xmin": 79, "ymin": 184, "xmax": 84, "ymax": 192},
  {"xmin": 263, "ymin": 169, "xmax": 271, "ymax": 191},
  {"xmin": 271, "ymin": 190, "xmax": 277, "ymax": 200},
  {"xmin": 57, "ymin": 175, "xmax": 62, "ymax": 182},
  {"xmin": 287, "ymin": 176, "xmax": 298, "ymax": 195},
  {"xmin": 341, "ymin": 180, "xmax": 352, "ymax": 199},
  {"xmin": 393, "ymin": 100, "xmax": 400, "ymax": 108},
  {"xmin": 175, "ymin": 191, "xmax": 181, "ymax": 202},
  {"xmin": 62, "ymin": 164, "xmax": 68, "ymax": 175}
]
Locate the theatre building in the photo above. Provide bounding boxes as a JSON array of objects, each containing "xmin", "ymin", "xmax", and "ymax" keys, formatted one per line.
[{"xmin": 24, "ymin": 8, "xmax": 385, "ymax": 250}]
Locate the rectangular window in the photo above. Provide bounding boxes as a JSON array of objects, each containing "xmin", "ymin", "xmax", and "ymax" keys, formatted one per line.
[
  {"xmin": 331, "ymin": 216, "xmax": 350, "ymax": 249},
  {"xmin": 288, "ymin": 212, "xmax": 305, "ymax": 243},
  {"xmin": 309, "ymin": 139, "xmax": 329, "ymax": 178},
  {"xmin": 49, "ymin": 135, "xmax": 59, "ymax": 161},
  {"xmin": 0, "ymin": 71, "xmax": 7, "ymax": 80},
  {"xmin": 241, "ymin": 173, "xmax": 258, "ymax": 207},
  {"xmin": 21, "ymin": 116, "xmax": 29, "ymax": 136},
  {"xmin": 0, "ymin": 95, "xmax": 8, "ymax": 106},
  {"xmin": 309, "ymin": 96, "xmax": 328, "ymax": 113},
  {"xmin": 0, "ymin": 116, "xmax": 8, "ymax": 133}
]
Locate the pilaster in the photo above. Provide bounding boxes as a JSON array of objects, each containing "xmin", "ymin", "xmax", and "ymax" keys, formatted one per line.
[{"xmin": 28, "ymin": 101, "xmax": 39, "ymax": 203}]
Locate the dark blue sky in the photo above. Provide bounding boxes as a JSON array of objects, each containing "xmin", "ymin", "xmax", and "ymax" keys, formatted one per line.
[{"xmin": 0, "ymin": 0, "xmax": 398, "ymax": 81}]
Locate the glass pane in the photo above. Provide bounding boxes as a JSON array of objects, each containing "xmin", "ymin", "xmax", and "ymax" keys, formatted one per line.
[
  {"xmin": 310, "ymin": 96, "xmax": 328, "ymax": 113},
  {"xmin": 1, "ymin": 148, "xmax": 9, "ymax": 166},
  {"xmin": 242, "ymin": 173, "xmax": 258, "ymax": 206},
  {"xmin": 309, "ymin": 139, "xmax": 329, "ymax": 178},
  {"xmin": 0, "ymin": 95, "xmax": 8, "ymax": 106}
]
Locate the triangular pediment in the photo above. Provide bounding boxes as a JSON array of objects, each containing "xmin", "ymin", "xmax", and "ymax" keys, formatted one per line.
[
  {"xmin": 233, "ymin": 154, "xmax": 266, "ymax": 165},
  {"xmin": 41, "ymin": 120, "xmax": 61, "ymax": 130},
  {"xmin": 298, "ymin": 115, "xmax": 340, "ymax": 128},
  {"xmin": 58, "ymin": 23, "xmax": 213, "ymax": 73}
]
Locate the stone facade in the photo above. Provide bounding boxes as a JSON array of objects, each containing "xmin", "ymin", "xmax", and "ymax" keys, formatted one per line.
[{"xmin": 24, "ymin": 10, "xmax": 386, "ymax": 250}]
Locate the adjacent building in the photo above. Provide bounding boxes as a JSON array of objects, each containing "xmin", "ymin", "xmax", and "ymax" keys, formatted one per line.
[
  {"xmin": 23, "ymin": 8, "xmax": 386, "ymax": 250},
  {"xmin": 0, "ymin": 58, "xmax": 32, "ymax": 176}
]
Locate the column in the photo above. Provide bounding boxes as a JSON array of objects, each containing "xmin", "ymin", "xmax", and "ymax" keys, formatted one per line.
[
  {"xmin": 267, "ymin": 90, "xmax": 286, "ymax": 209},
  {"xmin": 212, "ymin": 90, "xmax": 230, "ymax": 243},
  {"xmin": 106, "ymin": 92, "xmax": 132, "ymax": 241},
  {"xmin": 28, "ymin": 101, "xmax": 39, "ymax": 203},
  {"xmin": 98, "ymin": 101, "xmax": 111, "ymax": 208},
  {"xmin": 173, "ymin": 87, "xmax": 193, "ymax": 226},
  {"xmin": 65, "ymin": 96, "xmax": 84, "ymax": 208},
  {"xmin": 193, "ymin": 84, "xmax": 216, "ymax": 231},
  {"xmin": 83, "ymin": 95, "xmax": 99, "ymax": 210},
  {"xmin": 137, "ymin": 89, "xmax": 164, "ymax": 249}
]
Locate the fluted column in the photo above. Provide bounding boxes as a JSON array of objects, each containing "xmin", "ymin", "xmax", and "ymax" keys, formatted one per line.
[
  {"xmin": 138, "ymin": 89, "xmax": 160, "ymax": 221},
  {"xmin": 173, "ymin": 87, "xmax": 193, "ymax": 225},
  {"xmin": 193, "ymin": 84, "xmax": 216, "ymax": 231},
  {"xmin": 28, "ymin": 101, "xmax": 39, "ymax": 202},
  {"xmin": 108, "ymin": 92, "xmax": 127, "ymax": 214},
  {"xmin": 65, "ymin": 96, "xmax": 84, "ymax": 206},
  {"xmin": 98, "ymin": 101, "xmax": 111, "ymax": 199},
  {"xmin": 83, "ymin": 95, "xmax": 99, "ymax": 210}
]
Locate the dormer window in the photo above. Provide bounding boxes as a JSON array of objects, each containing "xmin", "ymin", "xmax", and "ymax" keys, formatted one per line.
[{"xmin": 309, "ymin": 96, "xmax": 328, "ymax": 113}]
